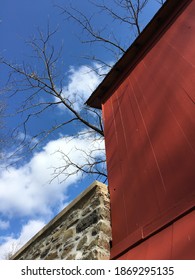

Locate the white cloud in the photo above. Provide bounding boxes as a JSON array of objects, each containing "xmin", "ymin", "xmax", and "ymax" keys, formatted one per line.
[
  {"xmin": 58, "ymin": 63, "xmax": 109, "ymax": 112},
  {"xmin": 0, "ymin": 62, "xmax": 107, "ymax": 260},
  {"xmin": 0, "ymin": 130, "xmax": 105, "ymax": 218},
  {"xmin": 0, "ymin": 219, "xmax": 45, "ymax": 260},
  {"xmin": 0, "ymin": 130, "xmax": 105, "ymax": 259},
  {"xmin": 0, "ymin": 220, "xmax": 9, "ymax": 230}
]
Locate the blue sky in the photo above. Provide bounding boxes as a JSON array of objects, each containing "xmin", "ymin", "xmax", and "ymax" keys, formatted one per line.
[{"xmin": 0, "ymin": 0, "xmax": 162, "ymax": 259}]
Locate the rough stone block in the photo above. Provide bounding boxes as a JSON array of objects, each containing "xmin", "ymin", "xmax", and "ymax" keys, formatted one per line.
[
  {"xmin": 40, "ymin": 248, "xmax": 50, "ymax": 259},
  {"xmin": 82, "ymin": 206, "xmax": 92, "ymax": 217},
  {"xmin": 66, "ymin": 254, "xmax": 76, "ymax": 260},
  {"xmin": 81, "ymin": 250, "xmax": 98, "ymax": 260},
  {"xmin": 94, "ymin": 221, "xmax": 112, "ymax": 238},
  {"xmin": 99, "ymin": 207, "xmax": 111, "ymax": 220},
  {"xmin": 76, "ymin": 235, "xmax": 88, "ymax": 251},
  {"xmin": 61, "ymin": 244, "xmax": 74, "ymax": 258},
  {"xmin": 76, "ymin": 210, "xmax": 99, "ymax": 233},
  {"xmin": 45, "ymin": 251, "xmax": 58, "ymax": 260},
  {"xmin": 66, "ymin": 210, "xmax": 80, "ymax": 229},
  {"xmin": 88, "ymin": 235, "xmax": 110, "ymax": 251},
  {"xmin": 82, "ymin": 249, "xmax": 110, "ymax": 260},
  {"xmin": 62, "ymin": 228, "xmax": 74, "ymax": 242}
]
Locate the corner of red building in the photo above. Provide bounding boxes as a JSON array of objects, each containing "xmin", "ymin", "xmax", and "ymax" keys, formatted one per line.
[{"xmin": 87, "ymin": 0, "xmax": 195, "ymax": 260}]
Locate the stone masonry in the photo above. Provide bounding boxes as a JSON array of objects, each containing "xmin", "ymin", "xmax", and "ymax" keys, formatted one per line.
[{"xmin": 11, "ymin": 181, "xmax": 111, "ymax": 260}]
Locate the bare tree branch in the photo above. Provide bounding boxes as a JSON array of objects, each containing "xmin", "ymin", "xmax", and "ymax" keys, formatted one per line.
[
  {"xmin": 1, "ymin": 1, "xmax": 163, "ymax": 182},
  {"xmin": 58, "ymin": 0, "xmax": 150, "ymax": 66},
  {"xmin": 51, "ymin": 144, "xmax": 107, "ymax": 184},
  {"xmin": 94, "ymin": 0, "xmax": 149, "ymax": 35},
  {"xmin": 1, "ymin": 25, "xmax": 105, "ymax": 179},
  {"xmin": 1, "ymin": 31, "xmax": 104, "ymax": 137},
  {"xmin": 59, "ymin": 5, "xmax": 126, "ymax": 55},
  {"xmin": 155, "ymin": 0, "xmax": 166, "ymax": 6}
]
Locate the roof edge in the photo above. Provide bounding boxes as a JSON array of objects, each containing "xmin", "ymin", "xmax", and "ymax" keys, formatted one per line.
[{"xmin": 86, "ymin": 0, "xmax": 191, "ymax": 109}]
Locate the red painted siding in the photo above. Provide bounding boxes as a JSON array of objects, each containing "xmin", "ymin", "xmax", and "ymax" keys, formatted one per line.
[
  {"xmin": 117, "ymin": 211, "xmax": 195, "ymax": 260},
  {"xmin": 102, "ymin": 0, "xmax": 195, "ymax": 259}
]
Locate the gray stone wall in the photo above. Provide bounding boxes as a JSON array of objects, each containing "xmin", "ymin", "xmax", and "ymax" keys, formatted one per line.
[{"xmin": 11, "ymin": 181, "xmax": 111, "ymax": 260}]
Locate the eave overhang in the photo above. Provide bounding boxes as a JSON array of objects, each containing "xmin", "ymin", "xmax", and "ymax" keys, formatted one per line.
[{"xmin": 86, "ymin": 0, "xmax": 191, "ymax": 109}]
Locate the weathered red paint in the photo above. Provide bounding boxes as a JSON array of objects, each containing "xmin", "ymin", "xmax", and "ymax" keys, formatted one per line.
[
  {"xmin": 104, "ymin": 0, "xmax": 195, "ymax": 259},
  {"xmin": 87, "ymin": 0, "xmax": 195, "ymax": 259}
]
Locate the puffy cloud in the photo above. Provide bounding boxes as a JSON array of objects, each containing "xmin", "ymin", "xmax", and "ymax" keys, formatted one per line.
[
  {"xmin": 0, "ymin": 63, "xmax": 106, "ymax": 260},
  {"xmin": 0, "ymin": 219, "xmax": 45, "ymax": 259},
  {"xmin": 0, "ymin": 130, "xmax": 105, "ymax": 259},
  {"xmin": 0, "ymin": 220, "xmax": 9, "ymax": 230},
  {"xmin": 58, "ymin": 64, "xmax": 109, "ymax": 112},
  {"xmin": 0, "ymin": 130, "xmax": 105, "ymax": 218}
]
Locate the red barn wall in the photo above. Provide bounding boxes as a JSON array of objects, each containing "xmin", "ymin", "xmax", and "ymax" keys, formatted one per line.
[{"xmin": 102, "ymin": 0, "xmax": 195, "ymax": 259}]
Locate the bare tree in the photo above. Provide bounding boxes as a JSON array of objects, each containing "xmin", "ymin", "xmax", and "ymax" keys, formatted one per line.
[
  {"xmin": 59, "ymin": 0, "xmax": 151, "ymax": 65},
  {"xmin": 0, "ymin": 0, "xmax": 165, "ymax": 182},
  {"xmin": 1, "ymin": 25, "xmax": 107, "ymax": 181}
]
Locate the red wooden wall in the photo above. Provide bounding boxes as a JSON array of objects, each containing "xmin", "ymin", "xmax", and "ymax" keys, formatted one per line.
[{"xmin": 102, "ymin": 0, "xmax": 195, "ymax": 259}]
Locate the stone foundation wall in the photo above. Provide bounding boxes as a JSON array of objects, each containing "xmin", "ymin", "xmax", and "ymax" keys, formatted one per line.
[{"xmin": 11, "ymin": 181, "xmax": 111, "ymax": 260}]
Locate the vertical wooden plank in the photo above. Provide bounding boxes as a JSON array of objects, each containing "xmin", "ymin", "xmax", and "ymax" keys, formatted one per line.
[
  {"xmin": 123, "ymin": 74, "xmax": 163, "ymax": 230},
  {"xmin": 113, "ymin": 81, "xmax": 144, "ymax": 236},
  {"xmin": 172, "ymin": 211, "xmax": 195, "ymax": 259},
  {"xmin": 103, "ymin": 97, "xmax": 128, "ymax": 244}
]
